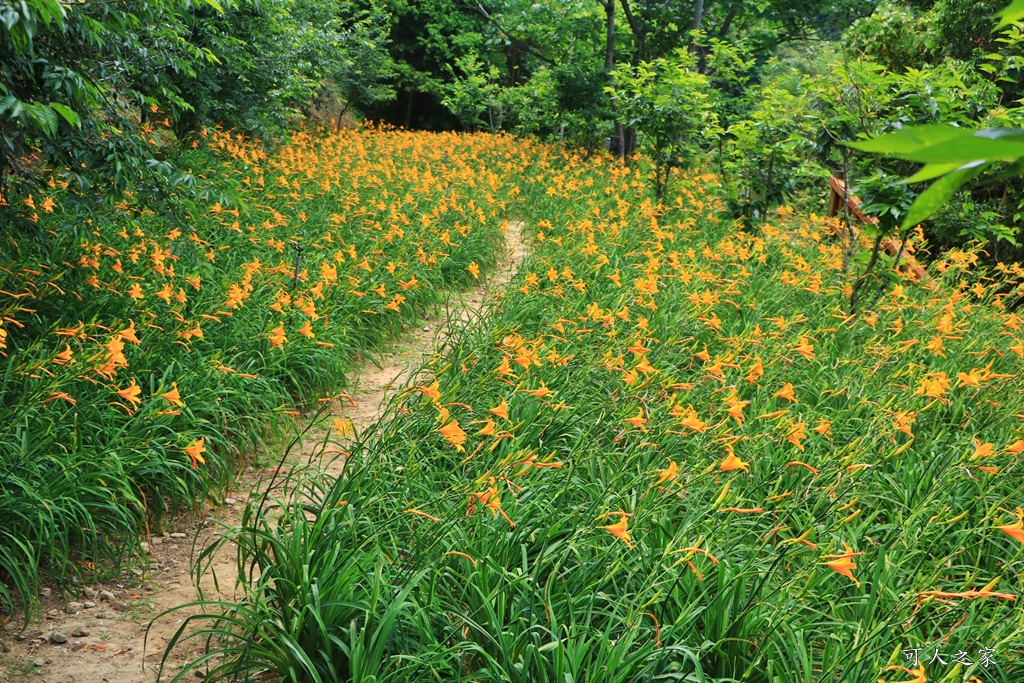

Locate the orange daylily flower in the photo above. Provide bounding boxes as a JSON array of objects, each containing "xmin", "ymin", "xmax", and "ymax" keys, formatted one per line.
[
  {"xmin": 477, "ymin": 419, "xmax": 497, "ymax": 436},
  {"xmin": 793, "ymin": 337, "xmax": 815, "ymax": 359},
  {"xmin": 626, "ymin": 407, "xmax": 648, "ymax": 431},
  {"xmin": 119, "ymin": 320, "xmax": 140, "ymax": 344},
  {"xmin": 417, "ymin": 380, "xmax": 441, "ymax": 402},
  {"xmin": 915, "ymin": 372, "xmax": 950, "ymax": 399},
  {"xmin": 159, "ymin": 382, "xmax": 184, "ymax": 407},
  {"xmin": 1006, "ymin": 439, "xmax": 1024, "ymax": 454},
  {"xmin": 812, "ymin": 418, "xmax": 832, "ymax": 435},
  {"xmin": 105, "ymin": 336, "xmax": 127, "ymax": 367},
  {"xmin": 996, "ymin": 507, "xmax": 1024, "ymax": 543},
  {"xmin": 184, "ymin": 437, "xmax": 206, "ymax": 468},
  {"xmin": 970, "ymin": 438, "xmax": 997, "ymax": 460},
  {"xmin": 599, "ymin": 514, "xmax": 633, "ymax": 549},
  {"xmin": 655, "ymin": 459, "xmax": 679, "ymax": 484},
  {"xmin": 634, "ymin": 354, "xmax": 657, "ymax": 375},
  {"xmin": 877, "ymin": 664, "xmax": 926, "ymax": 683},
  {"xmin": 521, "ymin": 382, "xmax": 554, "ymax": 399},
  {"xmin": 719, "ymin": 452, "xmax": 750, "ymax": 473},
  {"xmin": 467, "ymin": 483, "xmax": 514, "ymax": 527},
  {"xmin": 774, "ymin": 382, "xmax": 797, "ymax": 403},
  {"xmin": 298, "ymin": 320, "xmax": 315, "ymax": 338},
  {"xmin": 745, "ymin": 357, "xmax": 764, "ymax": 383},
  {"xmin": 723, "ymin": 393, "xmax": 750, "ymax": 425},
  {"xmin": 678, "ymin": 406, "xmax": 708, "ymax": 432},
  {"xmin": 116, "ymin": 379, "xmax": 142, "ymax": 408},
  {"xmin": 786, "ymin": 422, "xmax": 807, "ymax": 451},
  {"xmin": 52, "ymin": 344, "xmax": 74, "ymax": 365},
  {"xmin": 156, "ymin": 283, "xmax": 174, "ymax": 304},
  {"xmin": 957, "ymin": 368, "xmax": 986, "ymax": 387},
  {"xmin": 893, "ymin": 411, "xmax": 916, "ymax": 439},
  {"xmin": 439, "ymin": 420, "xmax": 467, "ymax": 451},
  {"xmin": 489, "ymin": 397, "xmax": 509, "ymax": 420},
  {"xmin": 268, "ymin": 323, "xmax": 287, "ymax": 349},
  {"xmin": 333, "ymin": 418, "xmax": 355, "ymax": 437},
  {"xmin": 822, "ymin": 544, "xmax": 863, "ymax": 588},
  {"xmin": 467, "ymin": 262, "xmax": 480, "ymax": 279}
]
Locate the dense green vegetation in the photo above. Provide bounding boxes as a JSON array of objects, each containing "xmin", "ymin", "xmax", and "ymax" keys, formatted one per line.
[
  {"xmin": 0, "ymin": 127, "xmax": 517, "ymax": 615},
  {"xmin": 3, "ymin": 1, "xmax": 1024, "ymax": 680},
  {"xmin": 4, "ymin": 0, "xmax": 1024, "ymax": 258},
  {"xmin": 161, "ymin": 138, "xmax": 1024, "ymax": 683}
]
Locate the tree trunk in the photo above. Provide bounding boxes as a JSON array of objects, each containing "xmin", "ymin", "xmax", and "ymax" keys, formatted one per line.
[
  {"xmin": 624, "ymin": 126, "xmax": 637, "ymax": 157},
  {"xmin": 716, "ymin": 4, "xmax": 738, "ymax": 38},
  {"xmin": 692, "ymin": 0, "xmax": 705, "ymax": 31},
  {"xmin": 601, "ymin": 0, "xmax": 626, "ymax": 159},
  {"xmin": 618, "ymin": 0, "xmax": 646, "ymax": 60},
  {"xmin": 603, "ymin": 0, "xmax": 615, "ymax": 72},
  {"xmin": 404, "ymin": 90, "xmax": 414, "ymax": 129}
]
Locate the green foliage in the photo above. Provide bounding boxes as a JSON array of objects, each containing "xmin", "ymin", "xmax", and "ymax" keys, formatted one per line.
[
  {"xmin": 608, "ymin": 49, "xmax": 719, "ymax": 197},
  {"xmin": 848, "ymin": 125, "xmax": 1024, "ymax": 231},
  {"xmin": 170, "ymin": 1, "xmax": 317, "ymax": 138},
  {"xmin": 0, "ymin": 0, "xmax": 218, "ymax": 218},
  {"xmin": 441, "ymin": 52, "xmax": 510, "ymax": 132},
  {"xmin": 0, "ymin": 0, "xmax": 397, "ymax": 223},
  {"xmin": 162, "ymin": 133, "xmax": 1024, "ymax": 683},
  {"xmin": 998, "ymin": 0, "xmax": 1024, "ymax": 25},
  {"xmin": 856, "ymin": 170, "xmax": 916, "ymax": 232},
  {"xmin": 0, "ymin": 128, "xmax": 516, "ymax": 616},
  {"xmin": 719, "ymin": 79, "xmax": 825, "ymax": 219},
  {"xmin": 844, "ymin": 1, "xmax": 933, "ymax": 72},
  {"xmin": 174, "ymin": 0, "xmax": 396, "ymax": 138}
]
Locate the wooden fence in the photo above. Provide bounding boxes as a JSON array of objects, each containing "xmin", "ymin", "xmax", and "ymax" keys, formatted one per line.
[{"xmin": 826, "ymin": 174, "xmax": 928, "ymax": 281}]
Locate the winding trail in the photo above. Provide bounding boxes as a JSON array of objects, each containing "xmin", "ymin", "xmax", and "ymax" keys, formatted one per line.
[{"xmin": 0, "ymin": 222, "xmax": 527, "ymax": 683}]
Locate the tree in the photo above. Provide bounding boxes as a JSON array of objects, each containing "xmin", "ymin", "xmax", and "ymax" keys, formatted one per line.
[
  {"xmin": 608, "ymin": 48, "xmax": 719, "ymax": 197},
  {"xmin": 1, "ymin": 0, "xmax": 222, "ymax": 226}
]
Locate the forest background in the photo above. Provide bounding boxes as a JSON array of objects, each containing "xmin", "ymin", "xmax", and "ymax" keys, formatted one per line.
[{"xmin": 3, "ymin": 0, "xmax": 1024, "ymax": 261}]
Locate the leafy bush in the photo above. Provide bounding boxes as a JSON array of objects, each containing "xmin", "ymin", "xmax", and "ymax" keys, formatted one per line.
[{"xmin": 608, "ymin": 48, "xmax": 719, "ymax": 197}]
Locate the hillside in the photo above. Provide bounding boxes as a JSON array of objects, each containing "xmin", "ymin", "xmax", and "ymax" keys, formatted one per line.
[{"xmin": 42, "ymin": 128, "xmax": 1017, "ymax": 683}]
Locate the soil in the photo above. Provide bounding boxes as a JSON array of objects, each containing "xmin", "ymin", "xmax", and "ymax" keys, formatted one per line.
[{"xmin": 0, "ymin": 222, "xmax": 527, "ymax": 683}]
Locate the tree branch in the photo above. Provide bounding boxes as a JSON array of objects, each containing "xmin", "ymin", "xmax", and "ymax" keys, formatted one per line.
[{"xmin": 473, "ymin": 1, "xmax": 556, "ymax": 66}]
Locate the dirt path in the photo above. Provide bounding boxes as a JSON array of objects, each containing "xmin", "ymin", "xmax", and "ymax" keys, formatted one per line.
[{"xmin": 0, "ymin": 222, "xmax": 527, "ymax": 683}]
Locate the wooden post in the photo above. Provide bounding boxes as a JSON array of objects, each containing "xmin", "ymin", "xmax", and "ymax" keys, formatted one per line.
[{"xmin": 824, "ymin": 174, "xmax": 928, "ymax": 281}]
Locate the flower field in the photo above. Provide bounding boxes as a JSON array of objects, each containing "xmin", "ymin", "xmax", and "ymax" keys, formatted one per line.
[
  {"xmin": 0, "ymin": 127, "xmax": 525, "ymax": 613},
  {"xmin": 155, "ymin": 132, "xmax": 1024, "ymax": 682}
]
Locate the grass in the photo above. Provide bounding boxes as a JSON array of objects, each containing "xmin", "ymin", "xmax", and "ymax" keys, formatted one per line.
[
  {"xmin": 0, "ymin": 124, "xmax": 528, "ymax": 617},
  {"xmin": 155, "ymin": 134, "xmax": 1024, "ymax": 682}
]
